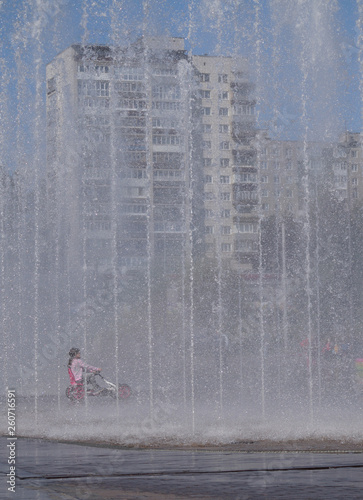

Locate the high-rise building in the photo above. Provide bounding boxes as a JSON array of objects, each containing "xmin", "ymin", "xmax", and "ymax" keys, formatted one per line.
[
  {"xmin": 256, "ymin": 132, "xmax": 325, "ymax": 220},
  {"xmin": 192, "ymin": 55, "xmax": 258, "ymax": 269},
  {"xmin": 46, "ymin": 37, "xmax": 258, "ymax": 282},
  {"xmin": 46, "ymin": 38, "xmax": 203, "ymax": 285},
  {"xmin": 322, "ymin": 132, "xmax": 363, "ymax": 204}
]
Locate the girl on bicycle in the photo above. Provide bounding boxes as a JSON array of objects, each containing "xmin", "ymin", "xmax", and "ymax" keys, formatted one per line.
[{"xmin": 68, "ymin": 347, "xmax": 102, "ymax": 390}]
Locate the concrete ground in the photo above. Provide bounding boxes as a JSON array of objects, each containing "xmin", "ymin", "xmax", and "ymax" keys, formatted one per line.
[{"xmin": 1, "ymin": 437, "xmax": 363, "ymax": 499}]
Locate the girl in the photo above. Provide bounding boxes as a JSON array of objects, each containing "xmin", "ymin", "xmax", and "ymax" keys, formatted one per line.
[{"xmin": 68, "ymin": 347, "xmax": 102, "ymax": 391}]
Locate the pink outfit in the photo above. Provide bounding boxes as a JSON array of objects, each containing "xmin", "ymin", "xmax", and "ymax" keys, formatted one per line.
[{"xmin": 69, "ymin": 359, "xmax": 100, "ymax": 383}]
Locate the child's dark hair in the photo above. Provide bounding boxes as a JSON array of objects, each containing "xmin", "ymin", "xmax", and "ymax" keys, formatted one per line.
[{"xmin": 68, "ymin": 347, "xmax": 80, "ymax": 367}]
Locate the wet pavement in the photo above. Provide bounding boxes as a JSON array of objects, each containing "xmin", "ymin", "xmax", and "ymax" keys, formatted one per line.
[{"xmin": 1, "ymin": 437, "xmax": 363, "ymax": 499}]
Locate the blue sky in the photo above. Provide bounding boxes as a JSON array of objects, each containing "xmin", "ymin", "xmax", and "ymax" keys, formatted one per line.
[{"xmin": 0, "ymin": 0, "xmax": 361, "ymax": 171}]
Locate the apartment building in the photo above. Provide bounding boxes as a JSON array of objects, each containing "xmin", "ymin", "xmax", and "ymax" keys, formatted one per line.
[
  {"xmin": 192, "ymin": 55, "xmax": 258, "ymax": 270},
  {"xmin": 256, "ymin": 132, "xmax": 329, "ymax": 220},
  {"xmin": 322, "ymin": 132, "xmax": 363, "ymax": 204},
  {"xmin": 256, "ymin": 132, "xmax": 300, "ymax": 218},
  {"xmin": 46, "ymin": 38, "xmax": 203, "ymax": 281},
  {"xmin": 46, "ymin": 38, "xmax": 260, "ymax": 282}
]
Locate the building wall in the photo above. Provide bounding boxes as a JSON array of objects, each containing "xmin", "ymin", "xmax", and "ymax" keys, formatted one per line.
[
  {"xmin": 47, "ymin": 39, "xmax": 360, "ymax": 279},
  {"xmin": 46, "ymin": 40, "xmax": 201, "ymax": 281},
  {"xmin": 192, "ymin": 55, "xmax": 258, "ymax": 270}
]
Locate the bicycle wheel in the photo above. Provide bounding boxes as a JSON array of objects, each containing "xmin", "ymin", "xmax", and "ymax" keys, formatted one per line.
[
  {"xmin": 118, "ymin": 384, "xmax": 131, "ymax": 399},
  {"xmin": 73, "ymin": 385, "xmax": 85, "ymax": 401}
]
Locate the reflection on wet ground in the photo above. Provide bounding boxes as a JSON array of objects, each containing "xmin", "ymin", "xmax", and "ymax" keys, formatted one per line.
[{"xmin": 1, "ymin": 437, "xmax": 363, "ymax": 499}]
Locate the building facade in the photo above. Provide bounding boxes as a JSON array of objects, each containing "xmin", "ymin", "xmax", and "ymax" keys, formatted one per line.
[
  {"xmin": 49, "ymin": 37, "xmax": 361, "ymax": 282},
  {"xmin": 46, "ymin": 38, "xmax": 259, "ymax": 281},
  {"xmin": 46, "ymin": 38, "xmax": 204, "ymax": 283},
  {"xmin": 322, "ymin": 132, "xmax": 363, "ymax": 205},
  {"xmin": 192, "ymin": 55, "xmax": 258, "ymax": 269}
]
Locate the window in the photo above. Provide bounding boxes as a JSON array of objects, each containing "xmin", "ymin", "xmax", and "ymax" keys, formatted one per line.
[
  {"xmin": 152, "ymin": 85, "xmax": 181, "ymax": 100},
  {"xmin": 235, "ymin": 240, "xmax": 257, "ymax": 252},
  {"xmin": 286, "ymin": 189, "xmax": 293, "ymax": 198},
  {"xmin": 261, "ymin": 175, "xmax": 268, "ymax": 183},
  {"xmin": 286, "ymin": 160, "xmax": 292, "ymax": 170},
  {"xmin": 351, "ymin": 150, "xmax": 358, "ymax": 158},
  {"xmin": 205, "ymin": 209, "xmax": 213, "ymax": 217},
  {"xmin": 219, "ymin": 124, "xmax": 229, "ymax": 133},
  {"xmin": 219, "ymin": 91, "xmax": 229, "ymax": 100},
  {"xmin": 236, "ymin": 173, "xmax": 257, "ymax": 182},
  {"xmin": 202, "ymin": 124, "xmax": 212, "ymax": 133},
  {"xmin": 78, "ymin": 64, "xmax": 109, "ymax": 74},
  {"xmin": 200, "ymin": 73, "xmax": 210, "ymax": 82},
  {"xmin": 202, "ymin": 107, "xmax": 211, "ymax": 115},
  {"xmin": 78, "ymin": 80, "xmax": 109, "ymax": 97},
  {"xmin": 233, "ymin": 105, "xmax": 255, "ymax": 115},
  {"xmin": 260, "ymin": 161, "xmax": 267, "ymax": 170},
  {"xmin": 272, "ymin": 161, "xmax": 280, "ymax": 169},
  {"xmin": 261, "ymin": 189, "xmax": 268, "ymax": 197},
  {"xmin": 152, "ymin": 135, "xmax": 183, "ymax": 145},
  {"xmin": 220, "ymin": 141, "xmax": 230, "ymax": 150},
  {"xmin": 221, "ymin": 226, "xmax": 231, "ymax": 235},
  {"xmin": 203, "ymin": 158, "xmax": 212, "ymax": 167},
  {"xmin": 218, "ymin": 74, "xmax": 228, "ymax": 83},
  {"xmin": 221, "ymin": 209, "xmax": 230, "ymax": 218},
  {"xmin": 219, "ymin": 107, "xmax": 228, "ymax": 116},
  {"xmin": 220, "ymin": 158, "xmax": 230, "ymax": 167},
  {"xmin": 153, "ymin": 152, "xmax": 183, "ymax": 165},
  {"xmin": 152, "ymin": 101, "xmax": 181, "ymax": 111},
  {"xmin": 154, "ymin": 220, "xmax": 183, "ymax": 233},
  {"xmin": 352, "ymin": 178, "xmax": 358, "ymax": 185},
  {"xmin": 117, "ymin": 98, "xmax": 146, "ymax": 110},
  {"xmin": 151, "ymin": 117, "xmax": 178, "ymax": 128},
  {"xmin": 205, "ymin": 226, "xmax": 214, "ymax": 234},
  {"xmin": 334, "ymin": 175, "xmax": 347, "ymax": 186},
  {"xmin": 274, "ymin": 175, "xmax": 280, "ymax": 184},
  {"xmin": 236, "ymin": 191, "xmax": 258, "ymax": 201},
  {"xmin": 154, "ymin": 170, "xmax": 183, "ymax": 180},
  {"xmin": 121, "ymin": 204, "xmax": 147, "ymax": 214},
  {"xmin": 220, "ymin": 192, "xmax": 230, "ymax": 201},
  {"xmin": 120, "ymin": 169, "xmax": 147, "ymax": 179},
  {"xmin": 123, "ymin": 186, "xmax": 146, "ymax": 197},
  {"xmin": 97, "ymin": 81, "xmax": 109, "ymax": 96},
  {"xmin": 220, "ymin": 175, "xmax": 230, "ymax": 184},
  {"xmin": 352, "ymin": 164, "xmax": 358, "ymax": 172},
  {"xmin": 262, "ymin": 203, "xmax": 269, "ymax": 211},
  {"xmin": 84, "ymin": 214, "xmax": 111, "ymax": 231},
  {"xmin": 204, "ymin": 192, "xmax": 215, "ymax": 200},
  {"xmin": 203, "ymin": 141, "xmax": 212, "ymax": 149},
  {"xmin": 236, "ymin": 223, "xmax": 257, "ymax": 233},
  {"xmin": 153, "ymin": 67, "xmax": 177, "ymax": 76},
  {"xmin": 205, "ymin": 175, "xmax": 213, "ymax": 183},
  {"xmin": 78, "ymin": 64, "xmax": 90, "ymax": 72},
  {"xmin": 114, "ymin": 66, "xmax": 143, "ymax": 80},
  {"xmin": 95, "ymin": 65, "xmax": 109, "ymax": 74},
  {"xmin": 200, "ymin": 90, "xmax": 211, "ymax": 98},
  {"xmin": 221, "ymin": 243, "xmax": 231, "ymax": 252},
  {"xmin": 285, "ymin": 148, "xmax": 292, "ymax": 158},
  {"xmin": 337, "ymin": 162, "xmax": 347, "ymax": 170},
  {"xmin": 47, "ymin": 77, "xmax": 56, "ymax": 94}
]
